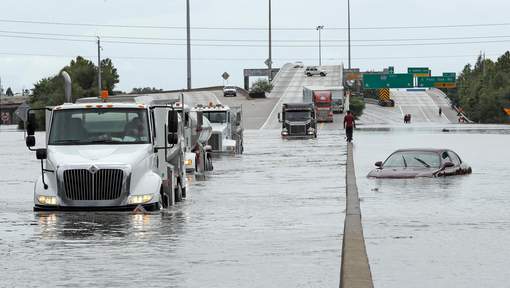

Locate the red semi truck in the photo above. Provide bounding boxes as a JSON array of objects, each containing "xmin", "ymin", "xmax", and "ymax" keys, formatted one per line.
[{"xmin": 313, "ymin": 91, "xmax": 334, "ymax": 122}]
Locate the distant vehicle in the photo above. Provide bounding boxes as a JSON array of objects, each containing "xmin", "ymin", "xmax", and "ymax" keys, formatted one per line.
[
  {"xmin": 305, "ymin": 66, "xmax": 327, "ymax": 77},
  {"xmin": 303, "ymin": 86, "xmax": 334, "ymax": 122},
  {"xmin": 193, "ymin": 104, "xmax": 244, "ymax": 154},
  {"xmin": 294, "ymin": 61, "xmax": 304, "ymax": 68},
  {"xmin": 223, "ymin": 86, "xmax": 237, "ymax": 97},
  {"xmin": 367, "ymin": 149, "xmax": 472, "ymax": 179},
  {"xmin": 279, "ymin": 103, "xmax": 316, "ymax": 139},
  {"xmin": 378, "ymin": 99, "xmax": 395, "ymax": 107}
]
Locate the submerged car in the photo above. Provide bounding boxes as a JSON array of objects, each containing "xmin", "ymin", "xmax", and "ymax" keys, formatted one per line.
[{"xmin": 367, "ymin": 149, "xmax": 472, "ymax": 178}]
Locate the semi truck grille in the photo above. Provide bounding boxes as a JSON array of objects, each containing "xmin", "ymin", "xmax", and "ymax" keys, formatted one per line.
[
  {"xmin": 209, "ymin": 133, "xmax": 221, "ymax": 151},
  {"xmin": 63, "ymin": 169, "xmax": 124, "ymax": 201},
  {"xmin": 290, "ymin": 125, "xmax": 306, "ymax": 135}
]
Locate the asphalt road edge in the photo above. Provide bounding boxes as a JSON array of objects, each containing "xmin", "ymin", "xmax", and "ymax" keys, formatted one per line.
[{"xmin": 340, "ymin": 142, "xmax": 374, "ymax": 288}]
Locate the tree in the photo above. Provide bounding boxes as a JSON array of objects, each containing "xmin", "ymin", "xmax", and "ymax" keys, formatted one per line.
[
  {"xmin": 6, "ymin": 87, "xmax": 13, "ymax": 96},
  {"xmin": 250, "ymin": 79, "xmax": 273, "ymax": 93}
]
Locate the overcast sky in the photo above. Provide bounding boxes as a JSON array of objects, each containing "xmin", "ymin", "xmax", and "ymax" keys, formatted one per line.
[{"xmin": 1, "ymin": 0, "xmax": 510, "ymax": 93}]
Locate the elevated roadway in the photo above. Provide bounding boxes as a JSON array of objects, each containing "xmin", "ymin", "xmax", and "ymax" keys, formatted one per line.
[
  {"xmin": 261, "ymin": 64, "xmax": 343, "ymax": 130},
  {"xmin": 359, "ymin": 88, "xmax": 458, "ymax": 125}
]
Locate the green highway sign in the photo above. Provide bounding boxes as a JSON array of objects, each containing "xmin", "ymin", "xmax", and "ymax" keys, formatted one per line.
[
  {"xmin": 443, "ymin": 72, "xmax": 456, "ymax": 78},
  {"xmin": 408, "ymin": 67, "xmax": 430, "ymax": 74},
  {"xmin": 363, "ymin": 73, "xmax": 414, "ymax": 89},
  {"xmin": 388, "ymin": 66, "xmax": 394, "ymax": 74},
  {"xmin": 417, "ymin": 76, "xmax": 456, "ymax": 87}
]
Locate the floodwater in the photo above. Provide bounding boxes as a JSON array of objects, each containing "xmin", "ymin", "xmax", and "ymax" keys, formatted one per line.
[
  {"xmin": 0, "ymin": 126, "xmax": 345, "ymax": 287},
  {"xmin": 354, "ymin": 124, "xmax": 510, "ymax": 288}
]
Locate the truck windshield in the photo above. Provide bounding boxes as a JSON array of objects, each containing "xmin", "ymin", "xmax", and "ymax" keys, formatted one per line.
[
  {"xmin": 48, "ymin": 108, "xmax": 150, "ymax": 145},
  {"xmin": 286, "ymin": 111, "xmax": 311, "ymax": 121},
  {"xmin": 203, "ymin": 111, "xmax": 227, "ymax": 123}
]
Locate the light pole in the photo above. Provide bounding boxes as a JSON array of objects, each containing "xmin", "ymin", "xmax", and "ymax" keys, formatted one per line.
[
  {"xmin": 347, "ymin": 0, "xmax": 351, "ymax": 69},
  {"xmin": 97, "ymin": 36, "xmax": 102, "ymax": 95},
  {"xmin": 186, "ymin": 0, "xmax": 192, "ymax": 90},
  {"xmin": 316, "ymin": 25, "xmax": 324, "ymax": 66},
  {"xmin": 268, "ymin": 0, "xmax": 272, "ymax": 82}
]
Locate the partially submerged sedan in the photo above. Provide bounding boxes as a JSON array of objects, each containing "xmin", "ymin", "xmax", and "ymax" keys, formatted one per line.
[{"xmin": 368, "ymin": 149, "xmax": 472, "ymax": 178}]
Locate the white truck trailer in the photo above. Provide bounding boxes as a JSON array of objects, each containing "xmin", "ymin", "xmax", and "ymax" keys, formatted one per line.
[
  {"xmin": 193, "ymin": 104, "xmax": 244, "ymax": 154},
  {"xmin": 24, "ymin": 97, "xmax": 193, "ymax": 211}
]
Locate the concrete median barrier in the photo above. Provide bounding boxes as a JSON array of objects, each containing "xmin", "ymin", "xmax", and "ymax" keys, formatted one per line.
[{"xmin": 340, "ymin": 142, "xmax": 374, "ymax": 288}]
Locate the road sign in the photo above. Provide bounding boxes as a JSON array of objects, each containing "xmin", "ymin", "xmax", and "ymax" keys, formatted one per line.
[
  {"xmin": 378, "ymin": 88, "xmax": 390, "ymax": 101},
  {"xmin": 14, "ymin": 102, "xmax": 30, "ymax": 122},
  {"xmin": 417, "ymin": 76, "xmax": 456, "ymax": 87},
  {"xmin": 443, "ymin": 72, "xmax": 456, "ymax": 78},
  {"xmin": 264, "ymin": 58, "xmax": 272, "ymax": 67},
  {"xmin": 414, "ymin": 73, "xmax": 430, "ymax": 78},
  {"xmin": 363, "ymin": 73, "xmax": 414, "ymax": 89},
  {"xmin": 1, "ymin": 112, "xmax": 10, "ymax": 123},
  {"xmin": 408, "ymin": 67, "xmax": 430, "ymax": 75},
  {"xmin": 388, "ymin": 66, "xmax": 394, "ymax": 74},
  {"xmin": 222, "ymin": 72, "xmax": 230, "ymax": 80},
  {"xmin": 434, "ymin": 82, "xmax": 457, "ymax": 89}
]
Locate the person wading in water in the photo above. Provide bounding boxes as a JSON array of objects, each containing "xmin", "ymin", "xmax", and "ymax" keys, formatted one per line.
[{"xmin": 343, "ymin": 110, "xmax": 356, "ymax": 142}]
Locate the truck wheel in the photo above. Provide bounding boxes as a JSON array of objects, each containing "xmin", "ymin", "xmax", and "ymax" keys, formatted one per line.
[
  {"xmin": 320, "ymin": 73, "xmax": 326, "ymax": 77},
  {"xmin": 182, "ymin": 187, "xmax": 187, "ymax": 198},
  {"xmin": 174, "ymin": 182, "xmax": 183, "ymax": 203},
  {"xmin": 160, "ymin": 186, "xmax": 170, "ymax": 208}
]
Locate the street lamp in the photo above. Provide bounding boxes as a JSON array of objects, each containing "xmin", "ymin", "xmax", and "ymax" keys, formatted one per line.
[
  {"xmin": 316, "ymin": 25, "xmax": 324, "ymax": 66},
  {"xmin": 268, "ymin": 0, "xmax": 272, "ymax": 82},
  {"xmin": 186, "ymin": 0, "xmax": 192, "ymax": 90},
  {"xmin": 347, "ymin": 0, "xmax": 351, "ymax": 69}
]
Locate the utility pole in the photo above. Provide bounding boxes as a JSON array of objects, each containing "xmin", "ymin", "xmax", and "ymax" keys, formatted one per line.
[
  {"xmin": 97, "ymin": 36, "xmax": 102, "ymax": 95},
  {"xmin": 268, "ymin": 0, "xmax": 273, "ymax": 82},
  {"xmin": 347, "ymin": 0, "xmax": 352, "ymax": 69},
  {"xmin": 316, "ymin": 25, "xmax": 324, "ymax": 66},
  {"xmin": 186, "ymin": 0, "xmax": 192, "ymax": 90}
]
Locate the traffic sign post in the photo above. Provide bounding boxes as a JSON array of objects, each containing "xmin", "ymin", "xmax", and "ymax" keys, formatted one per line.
[
  {"xmin": 443, "ymin": 72, "xmax": 456, "ymax": 78},
  {"xmin": 363, "ymin": 73, "xmax": 414, "ymax": 89}
]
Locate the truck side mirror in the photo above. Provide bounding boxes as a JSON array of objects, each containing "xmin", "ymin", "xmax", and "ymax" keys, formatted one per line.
[
  {"xmin": 167, "ymin": 133, "xmax": 179, "ymax": 145},
  {"xmin": 278, "ymin": 113, "xmax": 281, "ymax": 123},
  {"xmin": 196, "ymin": 111, "xmax": 203, "ymax": 131},
  {"xmin": 36, "ymin": 148, "xmax": 47, "ymax": 160},
  {"xmin": 26, "ymin": 135, "xmax": 36, "ymax": 148},
  {"xmin": 26, "ymin": 113, "xmax": 36, "ymax": 136},
  {"xmin": 167, "ymin": 110, "xmax": 179, "ymax": 133}
]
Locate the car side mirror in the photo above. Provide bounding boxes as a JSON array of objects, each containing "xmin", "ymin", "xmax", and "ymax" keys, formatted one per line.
[
  {"xmin": 167, "ymin": 110, "xmax": 179, "ymax": 133},
  {"xmin": 167, "ymin": 133, "xmax": 179, "ymax": 145},
  {"xmin": 443, "ymin": 162, "xmax": 455, "ymax": 168},
  {"xmin": 26, "ymin": 113, "xmax": 36, "ymax": 136},
  {"xmin": 375, "ymin": 161, "xmax": 383, "ymax": 168},
  {"xmin": 26, "ymin": 135, "xmax": 36, "ymax": 148},
  {"xmin": 36, "ymin": 148, "xmax": 47, "ymax": 160}
]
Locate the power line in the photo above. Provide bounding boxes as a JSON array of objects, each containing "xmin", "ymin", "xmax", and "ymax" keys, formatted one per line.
[
  {"xmin": 3, "ymin": 28, "xmax": 510, "ymax": 43},
  {"xmin": 3, "ymin": 33, "xmax": 510, "ymax": 48},
  {"xmin": 1, "ymin": 18, "xmax": 510, "ymax": 31},
  {"xmin": 0, "ymin": 51, "xmax": 500, "ymax": 61}
]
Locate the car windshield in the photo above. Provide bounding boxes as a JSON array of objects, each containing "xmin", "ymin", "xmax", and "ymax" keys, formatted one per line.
[
  {"xmin": 48, "ymin": 108, "xmax": 150, "ymax": 145},
  {"xmin": 203, "ymin": 111, "xmax": 228, "ymax": 123},
  {"xmin": 383, "ymin": 151, "xmax": 440, "ymax": 168},
  {"xmin": 224, "ymin": 86, "xmax": 235, "ymax": 90},
  {"xmin": 286, "ymin": 111, "xmax": 311, "ymax": 121}
]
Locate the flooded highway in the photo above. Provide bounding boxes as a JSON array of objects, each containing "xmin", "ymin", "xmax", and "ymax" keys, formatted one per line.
[
  {"xmin": 0, "ymin": 126, "xmax": 346, "ymax": 287},
  {"xmin": 354, "ymin": 124, "xmax": 510, "ymax": 288}
]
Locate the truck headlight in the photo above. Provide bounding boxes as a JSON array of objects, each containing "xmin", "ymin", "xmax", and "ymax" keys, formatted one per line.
[
  {"xmin": 281, "ymin": 131, "xmax": 288, "ymax": 136},
  {"xmin": 38, "ymin": 195, "xmax": 57, "ymax": 206},
  {"xmin": 128, "ymin": 194, "xmax": 153, "ymax": 205},
  {"xmin": 307, "ymin": 127, "xmax": 315, "ymax": 135}
]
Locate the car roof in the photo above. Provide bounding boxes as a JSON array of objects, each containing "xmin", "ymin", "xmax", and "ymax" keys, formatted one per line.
[{"xmin": 393, "ymin": 148, "xmax": 447, "ymax": 153}]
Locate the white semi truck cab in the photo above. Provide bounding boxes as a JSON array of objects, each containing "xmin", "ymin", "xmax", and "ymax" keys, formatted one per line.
[
  {"xmin": 25, "ymin": 102, "xmax": 188, "ymax": 211},
  {"xmin": 192, "ymin": 104, "xmax": 244, "ymax": 154}
]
